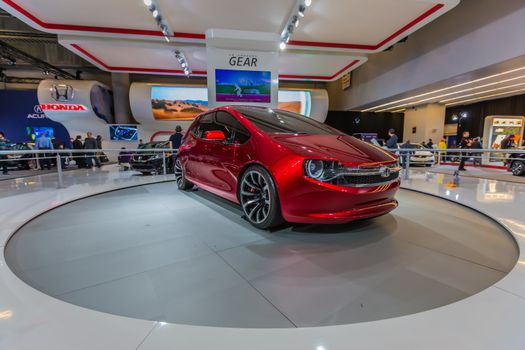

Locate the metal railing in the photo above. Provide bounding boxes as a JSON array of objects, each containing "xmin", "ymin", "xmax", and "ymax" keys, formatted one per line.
[
  {"xmin": 0, "ymin": 148, "xmax": 178, "ymax": 188},
  {"xmin": 0, "ymin": 147, "xmax": 522, "ymax": 187},
  {"xmin": 387, "ymin": 147, "xmax": 524, "ymax": 180}
]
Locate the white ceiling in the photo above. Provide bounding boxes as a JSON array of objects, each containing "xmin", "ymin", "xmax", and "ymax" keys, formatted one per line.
[
  {"xmin": 0, "ymin": 0, "xmax": 460, "ymax": 81},
  {"xmin": 360, "ymin": 55, "xmax": 525, "ymax": 112}
]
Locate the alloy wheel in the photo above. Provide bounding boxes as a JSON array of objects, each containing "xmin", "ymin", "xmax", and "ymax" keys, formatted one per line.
[
  {"xmin": 174, "ymin": 158, "xmax": 183, "ymax": 187},
  {"xmin": 240, "ymin": 170, "xmax": 271, "ymax": 224},
  {"xmin": 512, "ymin": 161, "xmax": 524, "ymax": 176}
]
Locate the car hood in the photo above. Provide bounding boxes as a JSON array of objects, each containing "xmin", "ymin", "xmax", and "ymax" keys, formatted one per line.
[{"xmin": 268, "ymin": 134, "xmax": 396, "ymax": 165}]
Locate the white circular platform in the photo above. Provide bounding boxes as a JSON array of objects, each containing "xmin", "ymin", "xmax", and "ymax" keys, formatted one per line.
[{"xmin": 5, "ymin": 183, "xmax": 517, "ymax": 328}]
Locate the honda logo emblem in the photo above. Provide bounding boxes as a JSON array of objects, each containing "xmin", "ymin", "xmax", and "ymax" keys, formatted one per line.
[{"xmin": 50, "ymin": 84, "xmax": 74, "ymax": 102}]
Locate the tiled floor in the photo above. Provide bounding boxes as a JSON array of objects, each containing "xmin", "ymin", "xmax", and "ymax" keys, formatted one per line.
[{"xmin": 6, "ymin": 181, "xmax": 517, "ymax": 328}]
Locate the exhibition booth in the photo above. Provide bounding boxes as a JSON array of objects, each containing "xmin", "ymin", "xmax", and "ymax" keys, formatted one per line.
[{"xmin": 2, "ymin": 0, "xmax": 525, "ymax": 349}]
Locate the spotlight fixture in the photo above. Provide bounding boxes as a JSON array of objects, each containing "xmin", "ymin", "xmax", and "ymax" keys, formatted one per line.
[
  {"xmin": 298, "ymin": 5, "xmax": 306, "ymax": 17},
  {"xmin": 143, "ymin": 0, "xmax": 171, "ymax": 42},
  {"xmin": 280, "ymin": 0, "xmax": 310, "ymax": 50},
  {"xmin": 173, "ymin": 49, "xmax": 192, "ymax": 77}
]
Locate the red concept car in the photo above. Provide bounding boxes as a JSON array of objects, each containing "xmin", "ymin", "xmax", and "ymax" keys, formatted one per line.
[{"xmin": 175, "ymin": 106, "xmax": 401, "ymax": 229}]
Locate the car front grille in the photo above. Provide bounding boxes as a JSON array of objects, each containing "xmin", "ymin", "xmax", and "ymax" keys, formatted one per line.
[
  {"xmin": 333, "ymin": 172, "xmax": 399, "ymax": 186},
  {"xmin": 327, "ymin": 164, "xmax": 401, "ymax": 187}
]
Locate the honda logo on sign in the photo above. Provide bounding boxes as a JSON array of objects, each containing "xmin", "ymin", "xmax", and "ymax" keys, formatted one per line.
[
  {"xmin": 50, "ymin": 84, "xmax": 74, "ymax": 102},
  {"xmin": 40, "ymin": 104, "xmax": 87, "ymax": 111}
]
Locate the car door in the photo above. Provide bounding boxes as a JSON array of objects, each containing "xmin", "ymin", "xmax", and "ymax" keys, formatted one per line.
[
  {"xmin": 183, "ymin": 112, "xmax": 213, "ymax": 182},
  {"xmin": 198, "ymin": 111, "xmax": 239, "ymax": 198}
]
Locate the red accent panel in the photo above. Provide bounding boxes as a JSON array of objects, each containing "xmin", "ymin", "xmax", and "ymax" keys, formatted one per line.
[
  {"xmin": 70, "ymin": 44, "xmax": 207, "ymax": 75},
  {"xmin": 279, "ymin": 59, "xmax": 359, "ymax": 80},
  {"xmin": 288, "ymin": 3, "xmax": 444, "ymax": 50},
  {"xmin": 70, "ymin": 44, "xmax": 360, "ymax": 80},
  {"xmin": 4, "ymin": 1, "xmax": 444, "ymax": 50}
]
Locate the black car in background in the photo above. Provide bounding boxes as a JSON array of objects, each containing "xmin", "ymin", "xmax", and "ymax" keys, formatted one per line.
[
  {"xmin": 130, "ymin": 141, "xmax": 173, "ymax": 175},
  {"xmin": 5, "ymin": 143, "xmax": 33, "ymax": 170},
  {"xmin": 506, "ymin": 151, "xmax": 525, "ymax": 176}
]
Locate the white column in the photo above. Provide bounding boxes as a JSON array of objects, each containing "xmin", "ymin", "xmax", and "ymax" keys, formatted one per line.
[{"xmin": 402, "ymin": 103, "xmax": 445, "ymax": 143}]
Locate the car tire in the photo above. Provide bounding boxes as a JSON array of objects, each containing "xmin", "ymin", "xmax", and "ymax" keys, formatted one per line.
[
  {"xmin": 511, "ymin": 160, "xmax": 525, "ymax": 176},
  {"xmin": 174, "ymin": 157, "xmax": 193, "ymax": 190},
  {"xmin": 239, "ymin": 165, "xmax": 284, "ymax": 230}
]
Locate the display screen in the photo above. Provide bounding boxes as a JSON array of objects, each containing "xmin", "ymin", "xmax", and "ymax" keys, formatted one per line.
[
  {"xmin": 151, "ymin": 86, "xmax": 208, "ymax": 121},
  {"xmin": 215, "ymin": 69, "xmax": 271, "ymax": 103},
  {"xmin": 27, "ymin": 126, "xmax": 54, "ymax": 141},
  {"xmin": 149, "ymin": 87, "xmax": 311, "ymax": 121},
  {"xmin": 278, "ymin": 90, "xmax": 311, "ymax": 116},
  {"xmin": 109, "ymin": 125, "xmax": 138, "ymax": 141}
]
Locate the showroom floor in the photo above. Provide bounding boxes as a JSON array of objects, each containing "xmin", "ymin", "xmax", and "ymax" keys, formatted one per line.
[{"xmin": 6, "ymin": 181, "xmax": 517, "ymax": 328}]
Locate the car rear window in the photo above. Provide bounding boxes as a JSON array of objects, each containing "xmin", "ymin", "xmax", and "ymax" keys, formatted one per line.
[{"xmin": 236, "ymin": 107, "xmax": 340, "ymax": 135}]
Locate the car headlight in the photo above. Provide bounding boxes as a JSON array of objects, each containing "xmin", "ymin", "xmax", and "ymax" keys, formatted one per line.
[{"xmin": 304, "ymin": 160, "xmax": 341, "ymax": 182}]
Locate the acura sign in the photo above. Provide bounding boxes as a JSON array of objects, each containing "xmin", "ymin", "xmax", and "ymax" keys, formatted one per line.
[{"xmin": 27, "ymin": 104, "xmax": 46, "ymax": 119}]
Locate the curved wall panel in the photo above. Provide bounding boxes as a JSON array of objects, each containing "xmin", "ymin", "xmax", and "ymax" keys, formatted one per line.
[{"xmin": 130, "ymin": 83, "xmax": 329, "ymax": 141}]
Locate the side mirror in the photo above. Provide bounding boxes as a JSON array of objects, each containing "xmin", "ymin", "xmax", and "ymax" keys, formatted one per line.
[{"xmin": 204, "ymin": 130, "xmax": 226, "ymax": 142}]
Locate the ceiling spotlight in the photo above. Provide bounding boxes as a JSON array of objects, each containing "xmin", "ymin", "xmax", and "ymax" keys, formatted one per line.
[
  {"xmin": 279, "ymin": 42, "xmax": 287, "ymax": 50},
  {"xmin": 181, "ymin": 62, "xmax": 187, "ymax": 68},
  {"xmin": 152, "ymin": 9, "xmax": 159, "ymax": 18},
  {"xmin": 143, "ymin": 0, "xmax": 152, "ymax": 6},
  {"xmin": 287, "ymin": 24, "xmax": 294, "ymax": 34},
  {"xmin": 295, "ymin": 19, "xmax": 300, "ymax": 28},
  {"xmin": 305, "ymin": 0, "xmax": 312, "ymax": 6},
  {"xmin": 298, "ymin": 5, "xmax": 306, "ymax": 17},
  {"xmin": 164, "ymin": 36, "xmax": 170, "ymax": 42}
]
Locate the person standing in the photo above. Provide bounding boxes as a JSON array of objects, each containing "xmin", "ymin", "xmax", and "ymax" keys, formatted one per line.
[
  {"xmin": 458, "ymin": 131, "xmax": 472, "ymax": 171},
  {"xmin": 470, "ymin": 137, "xmax": 483, "ymax": 166},
  {"xmin": 385, "ymin": 129, "xmax": 398, "ymax": 150},
  {"xmin": 400, "ymin": 140, "xmax": 413, "ymax": 167},
  {"xmin": 96, "ymin": 135, "xmax": 103, "ymax": 150},
  {"xmin": 0, "ymin": 131, "xmax": 10, "ymax": 175},
  {"xmin": 500, "ymin": 135, "xmax": 515, "ymax": 150},
  {"xmin": 35, "ymin": 131, "xmax": 54, "ymax": 170},
  {"xmin": 426, "ymin": 138, "xmax": 434, "ymax": 149},
  {"xmin": 72, "ymin": 135, "xmax": 85, "ymax": 168},
  {"xmin": 169, "ymin": 126, "xmax": 184, "ymax": 150},
  {"xmin": 83, "ymin": 132, "xmax": 101, "ymax": 168},
  {"xmin": 438, "ymin": 138, "xmax": 447, "ymax": 162}
]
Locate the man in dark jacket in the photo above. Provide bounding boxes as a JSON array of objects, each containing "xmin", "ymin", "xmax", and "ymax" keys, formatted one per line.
[
  {"xmin": 0, "ymin": 131, "xmax": 10, "ymax": 174},
  {"xmin": 83, "ymin": 132, "xmax": 101, "ymax": 168},
  {"xmin": 385, "ymin": 129, "xmax": 398, "ymax": 149},
  {"xmin": 169, "ymin": 126, "xmax": 184, "ymax": 150},
  {"xmin": 72, "ymin": 135, "xmax": 85, "ymax": 168},
  {"xmin": 458, "ymin": 131, "xmax": 472, "ymax": 171}
]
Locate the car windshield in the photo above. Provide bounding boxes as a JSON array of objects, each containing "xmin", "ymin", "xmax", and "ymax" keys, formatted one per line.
[{"xmin": 235, "ymin": 107, "xmax": 340, "ymax": 135}]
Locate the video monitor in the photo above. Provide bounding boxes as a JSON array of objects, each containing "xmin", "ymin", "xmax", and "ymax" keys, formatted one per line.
[
  {"xmin": 215, "ymin": 69, "xmax": 271, "ymax": 103},
  {"xmin": 27, "ymin": 126, "xmax": 54, "ymax": 141},
  {"xmin": 109, "ymin": 125, "xmax": 138, "ymax": 141},
  {"xmin": 151, "ymin": 86, "xmax": 208, "ymax": 121}
]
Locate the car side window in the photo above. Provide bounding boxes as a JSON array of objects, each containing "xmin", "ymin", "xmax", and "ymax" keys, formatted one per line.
[
  {"xmin": 216, "ymin": 111, "xmax": 251, "ymax": 144},
  {"xmin": 191, "ymin": 112, "xmax": 214, "ymax": 138}
]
